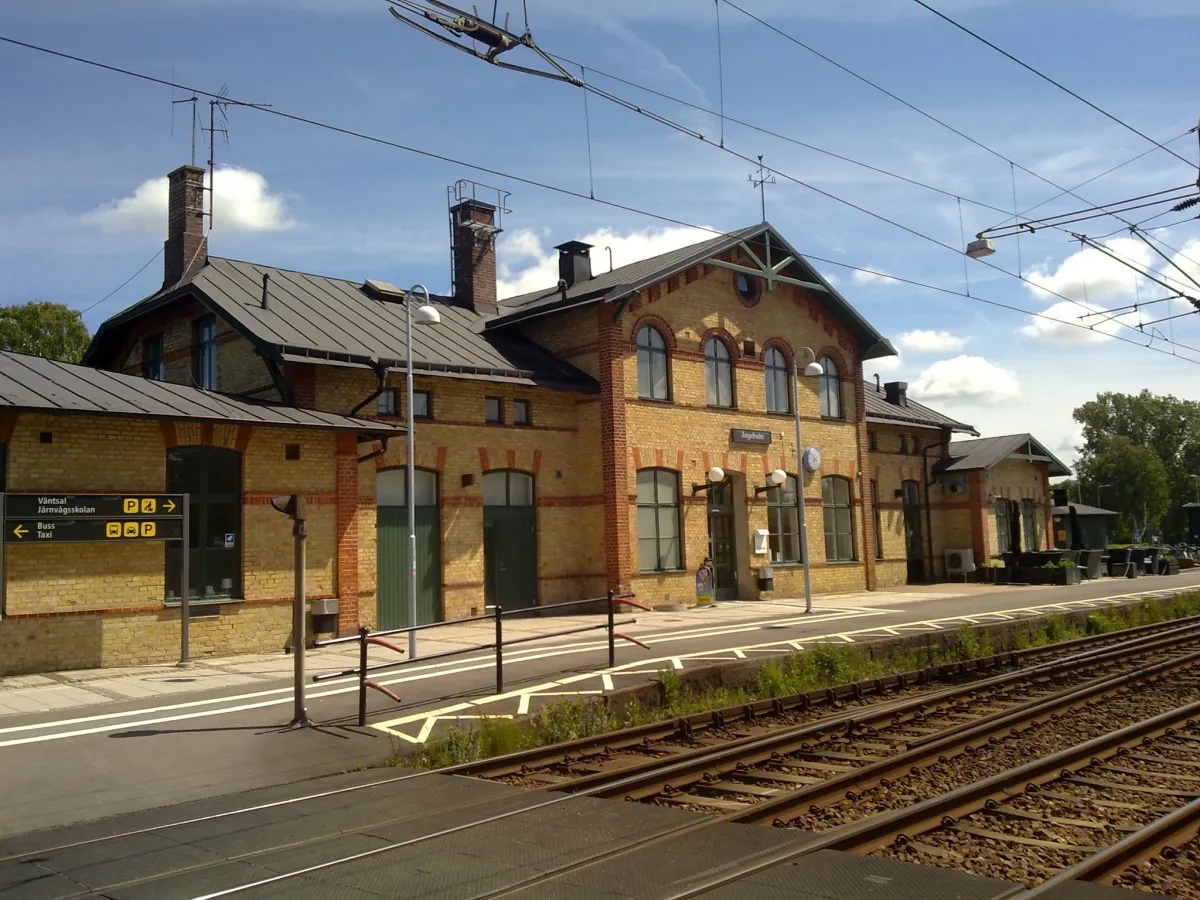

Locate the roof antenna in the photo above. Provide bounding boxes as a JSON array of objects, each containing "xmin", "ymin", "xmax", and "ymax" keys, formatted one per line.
[
  {"xmin": 748, "ymin": 154, "xmax": 775, "ymax": 223},
  {"xmin": 170, "ymin": 68, "xmax": 201, "ymax": 167},
  {"xmin": 261, "ymin": 272, "xmax": 270, "ymax": 310},
  {"xmin": 874, "ymin": 374, "xmax": 881, "ymax": 393},
  {"xmin": 605, "ymin": 246, "xmax": 613, "ymax": 273},
  {"xmin": 203, "ymin": 85, "xmax": 272, "ymax": 234}
]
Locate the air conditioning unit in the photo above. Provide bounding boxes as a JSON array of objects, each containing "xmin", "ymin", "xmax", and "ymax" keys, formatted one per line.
[{"xmin": 945, "ymin": 548, "xmax": 976, "ymax": 574}]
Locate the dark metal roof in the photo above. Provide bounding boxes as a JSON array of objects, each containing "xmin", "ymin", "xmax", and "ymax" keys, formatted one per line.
[
  {"xmin": 937, "ymin": 433, "xmax": 1072, "ymax": 477},
  {"xmin": 492, "ymin": 223, "xmax": 896, "ymax": 361},
  {"xmin": 0, "ymin": 350, "xmax": 403, "ymax": 435},
  {"xmin": 86, "ymin": 258, "xmax": 598, "ymax": 392},
  {"xmin": 862, "ymin": 382, "xmax": 977, "ymax": 435},
  {"xmin": 1052, "ymin": 504, "xmax": 1119, "ymax": 517}
]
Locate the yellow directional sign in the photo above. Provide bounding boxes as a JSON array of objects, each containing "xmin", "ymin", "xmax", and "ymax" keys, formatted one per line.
[
  {"xmin": 163, "ymin": 499, "xmax": 177, "ymax": 513},
  {"xmin": 5, "ymin": 518, "xmax": 183, "ymax": 543},
  {"xmin": 11, "ymin": 524, "xmax": 28, "ymax": 539},
  {"xmin": 5, "ymin": 494, "xmax": 185, "ymax": 520}
]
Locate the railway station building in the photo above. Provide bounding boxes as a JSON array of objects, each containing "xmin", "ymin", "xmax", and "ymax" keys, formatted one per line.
[{"xmin": 0, "ymin": 164, "xmax": 1070, "ymax": 673}]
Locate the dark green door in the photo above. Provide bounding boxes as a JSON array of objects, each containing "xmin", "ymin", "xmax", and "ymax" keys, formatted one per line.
[
  {"xmin": 708, "ymin": 479, "xmax": 738, "ymax": 601},
  {"xmin": 377, "ymin": 468, "xmax": 441, "ymax": 629},
  {"xmin": 902, "ymin": 480, "xmax": 924, "ymax": 584},
  {"xmin": 483, "ymin": 471, "xmax": 537, "ymax": 611}
]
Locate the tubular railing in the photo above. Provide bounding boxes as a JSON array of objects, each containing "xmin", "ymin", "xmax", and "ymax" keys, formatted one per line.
[{"xmin": 314, "ymin": 590, "xmax": 647, "ymax": 726}]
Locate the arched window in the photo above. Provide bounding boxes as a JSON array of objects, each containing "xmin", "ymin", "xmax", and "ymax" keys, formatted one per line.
[
  {"xmin": 636, "ymin": 325, "xmax": 670, "ymax": 401},
  {"xmin": 766, "ymin": 473, "xmax": 801, "ymax": 563},
  {"xmin": 818, "ymin": 355, "xmax": 842, "ymax": 419},
  {"xmin": 704, "ymin": 338, "xmax": 734, "ymax": 408},
  {"xmin": 636, "ymin": 468, "xmax": 681, "ymax": 571},
  {"xmin": 995, "ymin": 499, "xmax": 1012, "ymax": 553},
  {"xmin": 166, "ymin": 446, "xmax": 242, "ymax": 601},
  {"xmin": 764, "ymin": 346, "xmax": 790, "ymax": 414},
  {"xmin": 377, "ymin": 467, "xmax": 439, "ymax": 507},
  {"xmin": 482, "ymin": 470, "xmax": 534, "ymax": 507},
  {"xmin": 822, "ymin": 475, "xmax": 855, "ymax": 562}
]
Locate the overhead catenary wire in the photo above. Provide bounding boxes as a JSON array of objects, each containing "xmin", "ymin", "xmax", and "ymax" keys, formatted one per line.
[
  {"xmin": 3, "ymin": 34, "xmax": 1199, "ymax": 365},
  {"xmin": 80, "ymin": 247, "xmax": 164, "ymax": 314},
  {"xmin": 712, "ymin": 0, "xmax": 1200, "ymax": 272},
  {"xmin": 909, "ymin": 0, "xmax": 1198, "ymax": 170}
]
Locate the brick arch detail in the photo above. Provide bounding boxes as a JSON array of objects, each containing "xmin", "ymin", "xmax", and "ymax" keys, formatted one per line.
[
  {"xmin": 761, "ymin": 338, "xmax": 795, "ymax": 370},
  {"xmin": 698, "ymin": 326, "xmax": 742, "ymax": 359},
  {"xmin": 815, "ymin": 345, "xmax": 850, "ymax": 378},
  {"xmin": 629, "ymin": 315, "xmax": 677, "ymax": 352}
]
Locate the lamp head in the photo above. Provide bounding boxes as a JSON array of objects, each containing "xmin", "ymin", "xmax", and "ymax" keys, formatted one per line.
[
  {"xmin": 804, "ymin": 361, "xmax": 824, "ymax": 377},
  {"xmin": 965, "ymin": 237, "xmax": 996, "ymax": 259},
  {"xmin": 707, "ymin": 466, "xmax": 725, "ymax": 483},
  {"xmin": 768, "ymin": 469, "xmax": 787, "ymax": 487},
  {"xmin": 413, "ymin": 304, "xmax": 441, "ymax": 325}
]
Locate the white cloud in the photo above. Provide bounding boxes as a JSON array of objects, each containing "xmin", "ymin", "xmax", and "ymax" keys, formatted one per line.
[
  {"xmin": 84, "ymin": 167, "xmax": 293, "ymax": 234},
  {"xmin": 1026, "ymin": 237, "xmax": 1154, "ymax": 304},
  {"xmin": 865, "ymin": 354, "xmax": 903, "ymax": 374},
  {"xmin": 897, "ymin": 329, "xmax": 969, "ymax": 353},
  {"xmin": 1020, "ymin": 300, "xmax": 1151, "ymax": 344},
  {"xmin": 910, "ymin": 355, "xmax": 1021, "ymax": 404},
  {"xmin": 851, "ymin": 266, "xmax": 900, "ymax": 286},
  {"xmin": 497, "ymin": 224, "xmax": 715, "ymax": 298}
]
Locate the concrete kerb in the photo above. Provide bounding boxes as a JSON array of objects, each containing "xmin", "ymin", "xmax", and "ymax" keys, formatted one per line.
[{"xmin": 599, "ymin": 590, "xmax": 1198, "ymax": 722}]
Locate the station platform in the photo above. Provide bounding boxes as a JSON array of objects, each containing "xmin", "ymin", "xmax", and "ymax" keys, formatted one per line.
[{"xmin": 0, "ymin": 765, "xmax": 1164, "ymax": 899}]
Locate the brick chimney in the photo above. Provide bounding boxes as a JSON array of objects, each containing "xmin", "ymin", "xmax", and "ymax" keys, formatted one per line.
[
  {"xmin": 163, "ymin": 164, "xmax": 208, "ymax": 287},
  {"xmin": 451, "ymin": 198, "xmax": 499, "ymax": 315}
]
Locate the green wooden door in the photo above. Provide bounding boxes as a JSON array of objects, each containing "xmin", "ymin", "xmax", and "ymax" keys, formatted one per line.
[
  {"xmin": 482, "ymin": 471, "xmax": 538, "ymax": 611},
  {"xmin": 377, "ymin": 469, "xmax": 441, "ymax": 629}
]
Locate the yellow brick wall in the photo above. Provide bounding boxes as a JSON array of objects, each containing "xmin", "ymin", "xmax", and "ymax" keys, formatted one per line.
[
  {"xmin": 0, "ymin": 414, "xmax": 350, "ymax": 675},
  {"xmin": 316, "ymin": 367, "xmax": 602, "ymax": 622},
  {"xmin": 115, "ymin": 302, "xmax": 277, "ymax": 398},
  {"xmin": 619, "ymin": 262, "xmax": 873, "ymax": 603},
  {"xmin": 983, "ymin": 458, "xmax": 1052, "ymax": 557}
]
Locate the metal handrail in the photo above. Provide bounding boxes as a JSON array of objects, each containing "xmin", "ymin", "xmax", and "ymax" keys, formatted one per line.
[{"xmin": 313, "ymin": 590, "xmax": 645, "ymax": 726}]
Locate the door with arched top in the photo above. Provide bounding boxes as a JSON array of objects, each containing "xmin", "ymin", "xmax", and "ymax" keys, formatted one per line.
[
  {"xmin": 377, "ymin": 467, "xmax": 441, "ymax": 629},
  {"xmin": 483, "ymin": 470, "xmax": 538, "ymax": 611},
  {"xmin": 902, "ymin": 479, "xmax": 924, "ymax": 583}
]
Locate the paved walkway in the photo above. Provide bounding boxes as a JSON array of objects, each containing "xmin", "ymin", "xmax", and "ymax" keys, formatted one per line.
[{"xmin": 2, "ymin": 576, "xmax": 1192, "ymax": 722}]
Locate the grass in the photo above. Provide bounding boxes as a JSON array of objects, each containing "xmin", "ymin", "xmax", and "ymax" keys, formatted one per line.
[{"xmin": 396, "ymin": 590, "xmax": 1200, "ymax": 770}]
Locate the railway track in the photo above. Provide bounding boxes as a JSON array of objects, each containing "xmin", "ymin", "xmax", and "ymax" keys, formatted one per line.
[
  {"xmin": 454, "ymin": 613, "xmax": 1200, "ymax": 787},
  {"xmin": 6, "ymin": 614, "xmax": 1200, "ymax": 899}
]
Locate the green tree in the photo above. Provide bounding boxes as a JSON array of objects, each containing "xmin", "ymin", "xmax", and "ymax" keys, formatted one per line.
[
  {"xmin": 0, "ymin": 301, "xmax": 91, "ymax": 363},
  {"xmin": 1073, "ymin": 390, "xmax": 1200, "ymax": 539},
  {"xmin": 1075, "ymin": 436, "xmax": 1170, "ymax": 541}
]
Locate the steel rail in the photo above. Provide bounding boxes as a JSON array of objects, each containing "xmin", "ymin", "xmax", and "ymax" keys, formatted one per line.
[
  {"xmin": 449, "ymin": 614, "xmax": 1200, "ymax": 782},
  {"xmin": 1015, "ymin": 796, "xmax": 1200, "ymax": 897},
  {"xmin": 723, "ymin": 647, "xmax": 1200, "ymax": 825},
  {"xmin": 7, "ymin": 615, "xmax": 1200, "ymax": 869},
  {"xmin": 661, "ymin": 697, "xmax": 1200, "ymax": 900}
]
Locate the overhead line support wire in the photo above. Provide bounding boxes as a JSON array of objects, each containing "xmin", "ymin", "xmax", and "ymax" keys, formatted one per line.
[
  {"xmin": 909, "ymin": 0, "xmax": 1196, "ymax": 169},
  {"xmin": 3, "ymin": 33, "xmax": 1199, "ymax": 365}
]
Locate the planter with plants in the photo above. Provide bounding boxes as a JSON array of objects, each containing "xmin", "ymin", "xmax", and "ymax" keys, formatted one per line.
[{"xmin": 1159, "ymin": 555, "xmax": 1181, "ymax": 576}]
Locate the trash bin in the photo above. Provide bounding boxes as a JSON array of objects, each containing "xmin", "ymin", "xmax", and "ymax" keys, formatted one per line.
[
  {"xmin": 756, "ymin": 566, "xmax": 775, "ymax": 592},
  {"xmin": 311, "ymin": 597, "xmax": 339, "ymax": 635}
]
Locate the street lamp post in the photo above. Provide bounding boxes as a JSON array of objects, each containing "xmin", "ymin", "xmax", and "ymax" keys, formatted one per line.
[
  {"xmin": 1096, "ymin": 483, "xmax": 1110, "ymax": 507},
  {"xmin": 403, "ymin": 284, "xmax": 442, "ymax": 659},
  {"xmin": 792, "ymin": 348, "xmax": 824, "ymax": 615}
]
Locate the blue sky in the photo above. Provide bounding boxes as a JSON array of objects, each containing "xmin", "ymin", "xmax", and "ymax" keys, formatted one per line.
[{"xmin": 2, "ymin": 0, "xmax": 1199, "ymax": 464}]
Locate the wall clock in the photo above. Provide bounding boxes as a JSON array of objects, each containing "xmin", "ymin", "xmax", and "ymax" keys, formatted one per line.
[{"xmin": 802, "ymin": 446, "xmax": 822, "ymax": 472}]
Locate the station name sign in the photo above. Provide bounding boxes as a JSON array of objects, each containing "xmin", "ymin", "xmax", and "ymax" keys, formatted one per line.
[
  {"xmin": 4, "ymin": 493, "xmax": 185, "ymax": 544},
  {"xmin": 730, "ymin": 428, "xmax": 772, "ymax": 446}
]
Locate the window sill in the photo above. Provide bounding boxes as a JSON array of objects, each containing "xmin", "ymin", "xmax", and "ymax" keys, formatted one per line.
[
  {"xmin": 821, "ymin": 416, "xmax": 847, "ymax": 423},
  {"xmin": 164, "ymin": 597, "xmax": 243, "ymax": 608},
  {"xmin": 706, "ymin": 404, "xmax": 738, "ymax": 411},
  {"xmin": 766, "ymin": 561, "xmax": 805, "ymax": 568},
  {"xmin": 765, "ymin": 410, "xmax": 793, "ymax": 418},
  {"xmin": 638, "ymin": 569, "xmax": 687, "ymax": 575},
  {"xmin": 824, "ymin": 560, "xmax": 860, "ymax": 566}
]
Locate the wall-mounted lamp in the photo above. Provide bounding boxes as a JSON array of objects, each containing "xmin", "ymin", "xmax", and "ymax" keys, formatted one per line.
[
  {"xmin": 691, "ymin": 465, "xmax": 726, "ymax": 494},
  {"xmin": 755, "ymin": 468, "xmax": 788, "ymax": 495}
]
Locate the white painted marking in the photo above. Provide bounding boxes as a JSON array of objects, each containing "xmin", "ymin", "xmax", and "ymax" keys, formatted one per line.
[
  {"xmin": 601, "ymin": 673, "xmax": 614, "ymax": 691},
  {"xmin": 669, "ymin": 657, "xmax": 683, "ymax": 670},
  {"xmin": 838, "ymin": 635, "xmax": 855, "ymax": 644},
  {"xmin": 732, "ymin": 649, "xmax": 747, "ymax": 659},
  {"xmin": 882, "ymin": 627, "xmax": 901, "ymax": 635}
]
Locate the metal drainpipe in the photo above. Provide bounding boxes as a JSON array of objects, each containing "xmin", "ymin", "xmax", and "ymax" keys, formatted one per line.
[
  {"xmin": 350, "ymin": 362, "xmax": 390, "ymax": 417},
  {"xmin": 920, "ymin": 439, "xmax": 942, "ymax": 583}
]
